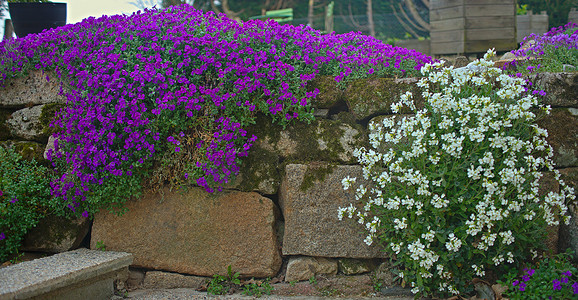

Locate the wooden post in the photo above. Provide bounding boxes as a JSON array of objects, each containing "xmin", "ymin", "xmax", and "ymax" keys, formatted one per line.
[
  {"xmin": 325, "ymin": 1, "xmax": 334, "ymax": 33},
  {"xmin": 4, "ymin": 19, "xmax": 14, "ymax": 40}
]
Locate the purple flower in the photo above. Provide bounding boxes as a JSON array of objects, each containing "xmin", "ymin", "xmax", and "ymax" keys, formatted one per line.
[
  {"xmin": 512, "ymin": 280, "xmax": 519, "ymax": 286},
  {"xmin": 572, "ymin": 282, "xmax": 578, "ymax": 294},
  {"xmin": 81, "ymin": 211, "xmax": 89, "ymax": 218},
  {"xmin": 0, "ymin": 190, "xmax": 3, "ymax": 196},
  {"xmin": 553, "ymin": 279, "xmax": 562, "ymax": 291},
  {"xmin": 0, "ymin": 232, "xmax": 5, "ymax": 241},
  {"xmin": 10, "ymin": 198, "xmax": 17, "ymax": 204},
  {"xmin": 519, "ymin": 282, "xmax": 526, "ymax": 292}
]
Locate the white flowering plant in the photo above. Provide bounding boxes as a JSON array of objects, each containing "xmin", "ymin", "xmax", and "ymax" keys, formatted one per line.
[{"xmin": 338, "ymin": 49, "xmax": 575, "ymax": 298}]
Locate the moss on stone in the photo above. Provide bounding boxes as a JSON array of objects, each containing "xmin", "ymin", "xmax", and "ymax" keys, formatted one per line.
[
  {"xmin": 0, "ymin": 109, "xmax": 12, "ymax": 141},
  {"xmin": 307, "ymin": 75, "xmax": 344, "ymax": 109},
  {"xmin": 338, "ymin": 258, "xmax": 377, "ymax": 275},
  {"xmin": 299, "ymin": 162, "xmax": 337, "ymax": 191},
  {"xmin": 236, "ymin": 146, "xmax": 281, "ymax": 194},
  {"xmin": 0, "ymin": 140, "xmax": 45, "ymax": 162},
  {"xmin": 344, "ymin": 78, "xmax": 422, "ymax": 121},
  {"xmin": 39, "ymin": 103, "xmax": 65, "ymax": 136}
]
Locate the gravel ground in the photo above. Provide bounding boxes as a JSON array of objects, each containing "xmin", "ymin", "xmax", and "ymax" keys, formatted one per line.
[{"xmin": 112, "ymin": 288, "xmax": 416, "ymax": 300}]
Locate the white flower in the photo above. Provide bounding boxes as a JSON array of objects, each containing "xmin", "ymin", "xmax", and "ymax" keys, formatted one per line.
[
  {"xmin": 393, "ymin": 217, "xmax": 408, "ymax": 230},
  {"xmin": 445, "ymin": 233, "xmax": 462, "ymax": 252},
  {"xmin": 341, "ymin": 176, "xmax": 356, "ymax": 190},
  {"xmin": 499, "ymin": 230, "xmax": 515, "ymax": 245}
]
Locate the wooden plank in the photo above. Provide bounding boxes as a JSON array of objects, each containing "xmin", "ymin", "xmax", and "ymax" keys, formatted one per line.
[
  {"xmin": 464, "ymin": 0, "xmax": 513, "ymax": 5},
  {"xmin": 431, "ymin": 18, "xmax": 465, "ymax": 31},
  {"xmin": 431, "ymin": 29, "xmax": 465, "ymax": 43},
  {"xmin": 465, "ymin": 27, "xmax": 515, "ymax": 41},
  {"xmin": 430, "ymin": 6, "xmax": 464, "ymax": 22},
  {"xmin": 430, "ymin": 0, "xmax": 464, "ymax": 10},
  {"xmin": 465, "ymin": 16, "xmax": 515, "ymax": 29},
  {"xmin": 431, "ymin": 41, "xmax": 465, "ymax": 55},
  {"xmin": 465, "ymin": 5, "xmax": 515, "ymax": 17},
  {"xmin": 464, "ymin": 38, "xmax": 516, "ymax": 53}
]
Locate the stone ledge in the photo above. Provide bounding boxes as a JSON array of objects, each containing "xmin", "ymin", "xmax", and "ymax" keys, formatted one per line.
[{"xmin": 0, "ymin": 248, "xmax": 133, "ymax": 300}]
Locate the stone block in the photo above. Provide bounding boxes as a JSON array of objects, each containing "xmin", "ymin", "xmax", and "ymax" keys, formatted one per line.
[
  {"xmin": 280, "ymin": 163, "xmax": 386, "ymax": 258},
  {"xmin": 285, "ymin": 257, "xmax": 337, "ymax": 282},
  {"xmin": 307, "ymin": 75, "xmax": 344, "ymax": 109},
  {"xmin": 5, "ymin": 105, "xmax": 46, "ymax": 141},
  {"xmin": 141, "ymin": 271, "xmax": 206, "ymax": 290},
  {"xmin": 91, "ymin": 188, "xmax": 282, "ymax": 278},
  {"xmin": 0, "ymin": 248, "xmax": 132, "ymax": 300},
  {"xmin": 0, "ymin": 140, "xmax": 45, "ymax": 162},
  {"xmin": 249, "ymin": 114, "xmax": 367, "ymax": 164},
  {"xmin": 338, "ymin": 258, "xmax": 377, "ymax": 275},
  {"xmin": 529, "ymin": 72, "xmax": 578, "ymax": 107},
  {"xmin": 537, "ymin": 108, "xmax": 578, "ymax": 168},
  {"xmin": 21, "ymin": 215, "xmax": 90, "ymax": 253},
  {"xmin": 343, "ymin": 77, "xmax": 423, "ymax": 121},
  {"xmin": 0, "ymin": 70, "xmax": 65, "ymax": 108}
]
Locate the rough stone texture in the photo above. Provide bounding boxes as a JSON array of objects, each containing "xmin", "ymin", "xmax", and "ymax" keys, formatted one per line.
[
  {"xmin": 6, "ymin": 104, "xmax": 46, "ymax": 140},
  {"xmin": 43, "ymin": 134, "xmax": 58, "ymax": 160},
  {"xmin": 558, "ymin": 167, "xmax": 578, "ymax": 262},
  {"xmin": 284, "ymin": 257, "xmax": 338, "ymax": 282},
  {"xmin": 537, "ymin": 108, "xmax": 578, "ymax": 168},
  {"xmin": 308, "ymin": 75, "xmax": 344, "ymax": 109},
  {"xmin": 227, "ymin": 145, "xmax": 281, "ymax": 195},
  {"xmin": 338, "ymin": 258, "xmax": 377, "ymax": 275},
  {"xmin": 21, "ymin": 215, "xmax": 90, "ymax": 253},
  {"xmin": 91, "ymin": 188, "xmax": 282, "ymax": 278},
  {"xmin": 141, "ymin": 271, "xmax": 206, "ymax": 290},
  {"xmin": 0, "ymin": 109, "xmax": 12, "ymax": 141},
  {"xmin": 538, "ymin": 172, "xmax": 561, "ymax": 254},
  {"xmin": 0, "ymin": 248, "xmax": 132, "ymax": 300},
  {"xmin": 344, "ymin": 77, "xmax": 423, "ymax": 121},
  {"xmin": 280, "ymin": 164, "xmax": 386, "ymax": 258},
  {"xmin": 529, "ymin": 72, "xmax": 578, "ymax": 107},
  {"xmin": 126, "ymin": 269, "xmax": 146, "ymax": 290},
  {"xmin": 0, "ymin": 140, "xmax": 45, "ymax": 162},
  {"xmin": 249, "ymin": 114, "xmax": 368, "ymax": 165},
  {"xmin": 0, "ymin": 70, "xmax": 65, "ymax": 108}
]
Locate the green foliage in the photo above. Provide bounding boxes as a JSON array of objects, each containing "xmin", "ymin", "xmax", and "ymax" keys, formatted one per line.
[
  {"xmin": 241, "ymin": 278, "xmax": 274, "ymax": 297},
  {"xmin": 309, "ymin": 275, "xmax": 317, "ymax": 285},
  {"xmin": 206, "ymin": 265, "xmax": 241, "ymax": 295},
  {"xmin": 0, "ymin": 146, "xmax": 52, "ymax": 262},
  {"xmin": 517, "ymin": 4, "xmax": 529, "ymax": 15},
  {"xmin": 499, "ymin": 250, "xmax": 578, "ymax": 299},
  {"xmin": 95, "ymin": 240, "xmax": 107, "ymax": 251}
]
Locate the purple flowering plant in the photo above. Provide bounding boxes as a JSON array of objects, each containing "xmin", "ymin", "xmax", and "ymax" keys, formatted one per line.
[
  {"xmin": 509, "ymin": 22, "xmax": 578, "ymax": 74},
  {"xmin": 0, "ymin": 5, "xmax": 432, "ymax": 217},
  {"xmin": 500, "ymin": 250, "xmax": 578, "ymax": 299}
]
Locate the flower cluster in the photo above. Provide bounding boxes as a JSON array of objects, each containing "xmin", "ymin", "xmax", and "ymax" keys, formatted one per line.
[
  {"xmin": 0, "ymin": 5, "xmax": 431, "ymax": 216},
  {"xmin": 503, "ymin": 251, "xmax": 578, "ymax": 300},
  {"xmin": 510, "ymin": 22, "xmax": 578, "ymax": 74},
  {"xmin": 339, "ymin": 49, "xmax": 574, "ymax": 297}
]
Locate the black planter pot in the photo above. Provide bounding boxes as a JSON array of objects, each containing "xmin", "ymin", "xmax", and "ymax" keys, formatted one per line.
[{"xmin": 8, "ymin": 2, "xmax": 66, "ymax": 38}]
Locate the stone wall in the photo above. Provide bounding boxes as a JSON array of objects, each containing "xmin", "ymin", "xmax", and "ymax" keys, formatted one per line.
[{"xmin": 1, "ymin": 69, "xmax": 577, "ymax": 283}]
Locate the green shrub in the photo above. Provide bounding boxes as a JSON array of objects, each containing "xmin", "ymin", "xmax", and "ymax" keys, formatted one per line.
[
  {"xmin": 0, "ymin": 146, "xmax": 52, "ymax": 262},
  {"xmin": 340, "ymin": 49, "xmax": 574, "ymax": 298}
]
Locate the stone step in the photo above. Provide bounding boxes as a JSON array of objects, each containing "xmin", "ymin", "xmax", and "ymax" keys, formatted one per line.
[{"xmin": 0, "ymin": 248, "xmax": 132, "ymax": 300}]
